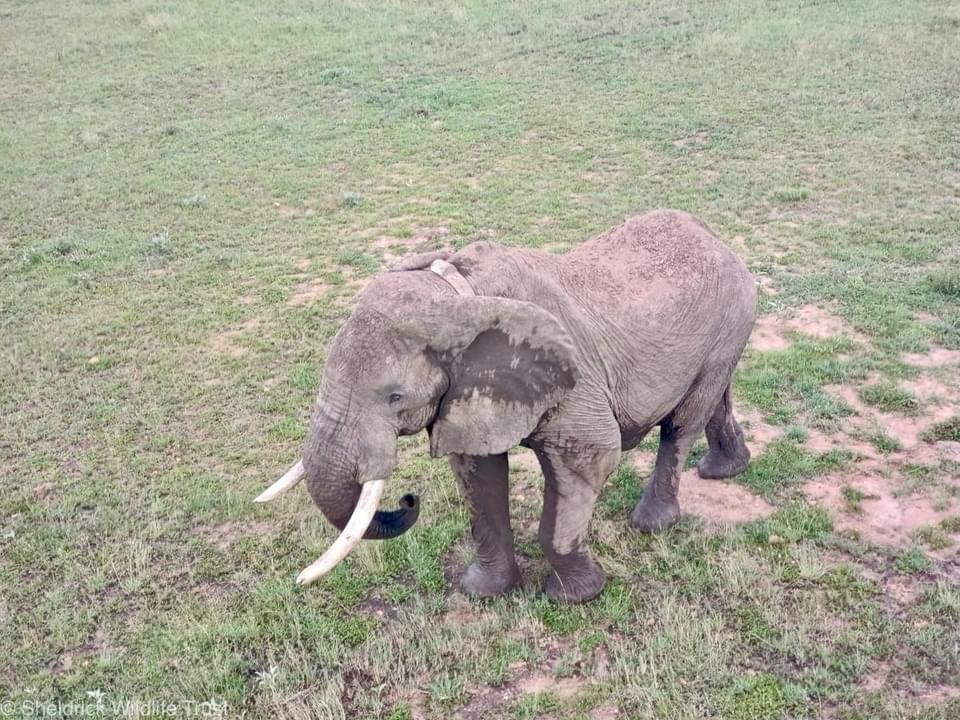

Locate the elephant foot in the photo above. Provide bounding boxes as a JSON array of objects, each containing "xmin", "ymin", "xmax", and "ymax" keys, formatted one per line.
[
  {"xmin": 697, "ymin": 449, "xmax": 750, "ymax": 479},
  {"xmin": 545, "ymin": 556, "xmax": 605, "ymax": 603},
  {"xmin": 460, "ymin": 560, "xmax": 522, "ymax": 598},
  {"xmin": 630, "ymin": 497, "xmax": 681, "ymax": 533}
]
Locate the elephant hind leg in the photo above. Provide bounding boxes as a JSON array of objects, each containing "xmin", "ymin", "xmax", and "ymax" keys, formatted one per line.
[
  {"xmin": 629, "ymin": 419, "xmax": 691, "ymax": 532},
  {"xmin": 697, "ymin": 383, "xmax": 750, "ymax": 479},
  {"xmin": 630, "ymin": 365, "xmax": 734, "ymax": 533}
]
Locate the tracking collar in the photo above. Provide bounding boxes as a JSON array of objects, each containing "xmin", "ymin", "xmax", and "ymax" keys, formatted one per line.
[{"xmin": 429, "ymin": 259, "xmax": 475, "ymax": 297}]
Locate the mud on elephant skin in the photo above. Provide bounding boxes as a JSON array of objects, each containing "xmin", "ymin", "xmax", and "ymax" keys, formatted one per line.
[{"xmin": 255, "ymin": 209, "xmax": 756, "ymax": 602}]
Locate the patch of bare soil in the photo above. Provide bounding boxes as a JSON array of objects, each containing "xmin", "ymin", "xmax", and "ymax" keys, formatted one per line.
[
  {"xmin": 286, "ymin": 278, "xmax": 330, "ymax": 306},
  {"xmin": 677, "ymin": 468, "xmax": 775, "ymax": 525},
  {"xmin": 825, "ymin": 382, "xmax": 958, "ymax": 450},
  {"xmin": 881, "ymin": 574, "xmax": 924, "ymax": 608},
  {"xmin": 789, "ymin": 304, "xmax": 866, "ymax": 341},
  {"xmin": 376, "ymin": 224, "xmax": 450, "ymax": 267},
  {"xmin": 195, "ymin": 519, "xmax": 275, "ymax": 552},
  {"xmin": 901, "ymin": 373, "xmax": 955, "ymax": 406},
  {"xmin": 287, "ymin": 272, "xmax": 370, "ymax": 307},
  {"xmin": 672, "ymin": 129, "xmax": 709, "ymax": 149},
  {"xmin": 272, "ymin": 200, "xmax": 316, "ymax": 218},
  {"xmin": 508, "ymin": 449, "xmax": 541, "ymax": 476},
  {"xmin": 206, "ymin": 318, "xmax": 263, "ymax": 358},
  {"xmin": 442, "ymin": 594, "xmax": 494, "ymax": 628},
  {"xmin": 741, "ymin": 410, "xmax": 782, "ymax": 456},
  {"xmin": 516, "ymin": 673, "xmax": 587, "ymax": 698},
  {"xmin": 857, "ymin": 661, "xmax": 960, "ymax": 709},
  {"xmin": 859, "ymin": 661, "xmax": 891, "ymax": 692},
  {"xmin": 802, "ymin": 369, "xmax": 960, "ymax": 554},
  {"xmin": 52, "ymin": 629, "xmax": 111, "ymax": 675},
  {"xmin": 914, "ymin": 684, "xmax": 960, "ymax": 706},
  {"xmin": 804, "ymin": 466, "xmax": 958, "ymax": 552},
  {"xmin": 589, "ymin": 704, "xmax": 620, "ymax": 720},
  {"xmin": 359, "ymin": 595, "xmax": 398, "ymax": 621},
  {"xmin": 750, "ymin": 304, "xmax": 864, "ymax": 352},
  {"xmin": 902, "ymin": 346, "xmax": 960, "ymax": 368},
  {"xmin": 749, "ymin": 314, "xmax": 791, "ymax": 352},
  {"xmin": 32, "ymin": 482, "xmax": 55, "ymax": 500},
  {"xmin": 755, "ymin": 275, "xmax": 778, "ymax": 296},
  {"xmin": 453, "ymin": 643, "xmax": 589, "ymax": 720}
]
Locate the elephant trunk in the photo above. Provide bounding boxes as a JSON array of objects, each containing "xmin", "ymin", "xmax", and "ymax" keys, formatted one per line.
[
  {"xmin": 292, "ymin": 414, "xmax": 419, "ymax": 584},
  {"xmin": 317, "ymin": 476, "xmax": 420, "ymax": 541}
]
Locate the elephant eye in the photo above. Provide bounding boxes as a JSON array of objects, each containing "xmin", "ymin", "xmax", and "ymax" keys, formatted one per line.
[{"xmin": 387, "ymin": 392, "xmax": 404, "ymax": 405}]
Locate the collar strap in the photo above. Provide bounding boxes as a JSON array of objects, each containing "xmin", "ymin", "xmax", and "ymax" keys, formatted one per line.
[{"xmin": 429, "ymin": 259, "xmax": 474, "ymax": 296}]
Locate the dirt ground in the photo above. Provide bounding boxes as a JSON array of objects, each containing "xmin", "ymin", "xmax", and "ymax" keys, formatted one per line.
[{"xmin": 751, "ymin": 304, "xmax": 960, "ymax": 553}]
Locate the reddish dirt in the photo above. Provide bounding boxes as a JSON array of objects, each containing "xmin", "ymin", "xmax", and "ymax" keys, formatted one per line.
[
  {"xmin": 515, "ymin": 442, "xmax": 774, "ymax": 527},
  {"xmin": 508, "ymin": 449, "xmax": 541, "ymax": 476},
  {"xmin": 375, "ymin": 224, "xmax": 449, "ymax": 267},
  {"xmin": 32, "ymin": 482, "xmax": 55, "ymax": 500},
  {"xmin": 195, "ymin": 519, "xmax": 275, "ymax": 552},
  {"xmin": 515, "ymin": 673, "xmax": 587, "ymax": 698},
  {"xmin": 205, "ymin": 318, "xmax": 263, "ymax": 357},
  {"xmin": 677, "ymin": 469, "xmax": 775, "ymax": 525},
  {"xmin": 803, "ymin": 353, "xmax": 960, "ymax": 554},
  {"xmin": 441, "ymin": 594, "xmax": 494, "ymax": 628},
  {"xmin": 824, "ymin": 382, "xmax": 957, "ymax": 450},
  {"xmin": 750, "ymin": 304, "xmax": 865, "ymax": 352},
  {"xmin": 272, "ymin": 199, "xmax": 320, "ymax": 218},
  {"xmin": 740, "ymin": 410, "xmax": 781, "ymax": 456},
  {"xmin": 52, "ymin": 628, "xmax": 111, "ymax": 675},
  {"xmin": 589, "ymin": 704, "xmax": 621, "ymax": 719},
  {"xmin": 451, "ymin": 642, "xmax": 589, "ymax": 720},
  {"xmin": 804, "ymin": 467, "xmax": 958, "ymax": 552},
  {"xmin": 788, "ymin": 304, "xmax": 866, "ymax": 341},
  {"xmin": 749, "ymin": 314, "xmax": 791, "ymax": 351},
  {"xmin": 287, "ymin": 274, "xmax": 369, "ymax": 307},
  {"xmin": 286, "ymin": 278, "xmax": 330, "ymax": 306},
  {"xmin": 902, "ymin": 346, "xmax": 960, "ymax": 368}
]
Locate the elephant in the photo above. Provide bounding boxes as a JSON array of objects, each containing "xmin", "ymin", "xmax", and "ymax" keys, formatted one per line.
[{"xmin": 255, "ymin": 209, "xmax": 756, "ymax": 602}]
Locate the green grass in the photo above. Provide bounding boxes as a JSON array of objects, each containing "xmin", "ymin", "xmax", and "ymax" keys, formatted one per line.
[
  {"xmin": 3, "ymin": 1, "xmax": 960, "ymax": 718},
  {"xmin": 736, "ymin": 438, "xmax": 851, "ymax": 499},
  {"xmin": 921, "ymin": 416, "xmax": 960, "ymax": 443},
  {"xmin": 735, "ymin": 337, "xmax": 861, "ymax": 425},
  {"xmin": 895, "ymin": 547, "xmax": 932, "ymax": 576},
  {"xmin": 868, "ymin": 431, "xmax": 902, "ymax": 455},
  {"xmin": 859, "ymin": 383, "xmax": 920, "ymax": 413}
]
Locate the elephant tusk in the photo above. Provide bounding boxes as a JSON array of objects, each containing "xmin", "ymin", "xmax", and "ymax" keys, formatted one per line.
[
  {"xmin": 296, "ymin": 479, "xmax": 385, "ymax": 586},
  {"xmin": 254, "ymin": 460, "xmax": 305, "ymax": 503}
]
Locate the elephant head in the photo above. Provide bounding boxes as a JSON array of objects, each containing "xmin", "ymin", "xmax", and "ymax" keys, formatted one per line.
[{"xmin": 254, "ymin": 267, "xmax": 579, "ymax": 584}]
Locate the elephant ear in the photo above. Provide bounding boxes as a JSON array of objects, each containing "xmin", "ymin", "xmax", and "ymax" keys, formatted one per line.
[{"xmin": 405, "ymin": 296, "xmax": 580, "ymax": 457}]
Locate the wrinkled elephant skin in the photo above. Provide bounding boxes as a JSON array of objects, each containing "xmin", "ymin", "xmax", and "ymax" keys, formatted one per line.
[{"xmin": 294, "ymin": 210, "xmax": 756, "ymax": 602}]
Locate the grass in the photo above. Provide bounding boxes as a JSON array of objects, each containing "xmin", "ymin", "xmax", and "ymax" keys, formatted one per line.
[
  {"xmin": 868, "ymin": 430, "xmax": 902, "ymax": 455},
  {"xmin": 921, "ymin": 416, "xmax": 960, "ymax": 443},
  {"xmin": 736, "ymin": 438, "xmax": 851, "ymax": 500},
  {"xmin": 3, "ymin": 1, "xmax": 960, "ymax": 718},
  {"xmin": 859, "ymin": 383, "xmax": 920, "ymax": 413},
  {"xmin": 735, "ymin": 337, "xmax": 861, "ymax": 425}
]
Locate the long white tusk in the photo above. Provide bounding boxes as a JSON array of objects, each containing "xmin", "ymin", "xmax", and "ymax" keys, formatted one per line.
[
  {"xmin": 296, "ymin": 479, "xmax": 385, "ymax": 586},
  {"xmin": 254, "ymin": 461, "xmax": 305, "ymax": 503}
]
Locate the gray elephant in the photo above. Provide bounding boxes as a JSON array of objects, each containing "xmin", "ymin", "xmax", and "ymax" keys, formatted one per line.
[{"xmin": 256, "ymin": 210, "xmax": 756, "ymax": 602}]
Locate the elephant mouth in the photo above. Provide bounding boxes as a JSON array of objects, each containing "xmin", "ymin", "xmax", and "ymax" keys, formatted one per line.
[{"xmin": 253, "ymin": 463, "xmax": 420, "ymax": 585}]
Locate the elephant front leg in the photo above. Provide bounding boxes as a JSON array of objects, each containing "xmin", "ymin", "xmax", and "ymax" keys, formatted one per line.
[
  {"xmin": 450, "ymin": 453, "xmax": 523, "ymax": 597},
  {"xmin": 535, "ymin": 446, "xmax": 619, "ymax": 603}
]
